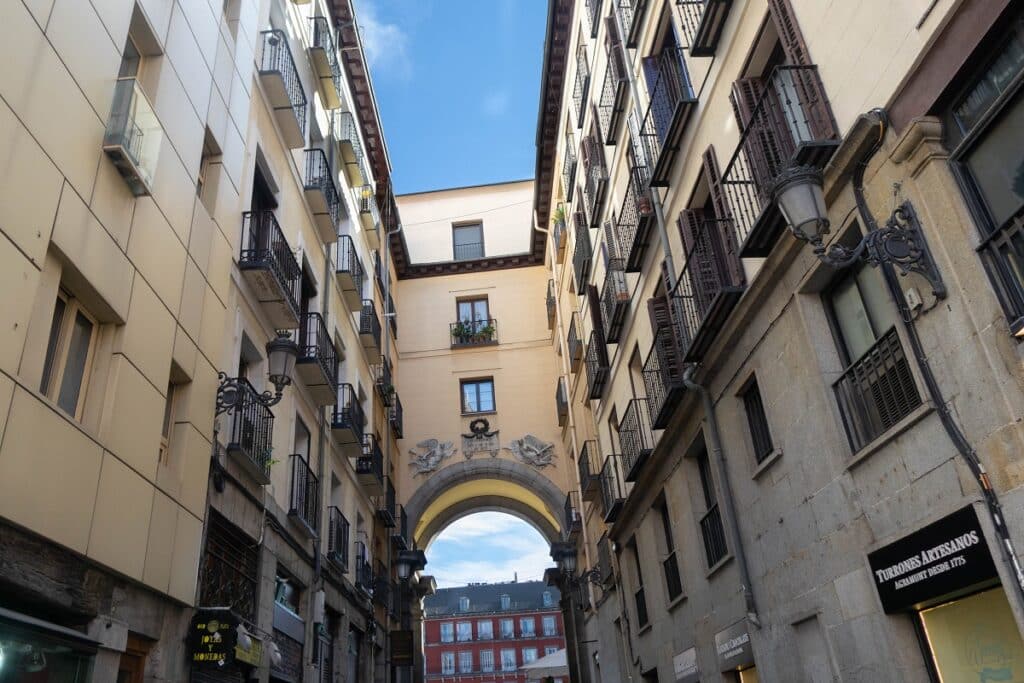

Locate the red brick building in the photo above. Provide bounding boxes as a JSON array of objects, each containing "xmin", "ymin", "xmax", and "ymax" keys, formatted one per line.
[{"xmin": 423, "ymin": 580, "xmax": 566, "ymax": 682}]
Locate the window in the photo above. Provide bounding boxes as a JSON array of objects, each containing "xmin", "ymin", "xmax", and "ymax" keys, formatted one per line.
[
  {"xmin": 274, "ymin": 573, "xmax": 300, "ymax": 615},
  {"xmin": 943, "ymin": 14, "xmax": 1024, "ymax": 328},
  {"xmin": 740, "ymin": 378, "xmax": 774, "ymax": 464},
  {"xmin": 453, "ymin": 222, "xmax": 484, "ymax": 260},
  {"xmin": 159, "ymin": 381, "xmax": 180, "ymax": 463},
  {"xmin": 500, "ymin": 619, "xmax": 514, "ymax": 639},
  {"xmin": 630, "ymin": 541, "xmax": 648, "ymax": 628},
  {"xmin": 658, "ymin": 500, "xmax": 683, "ymax": 601},
  {"xmin": 500, "ymin": 594, "xmax": 511, "ymax": 610},
  {"xmin": 501, "ymin": 649, "xmax": 517, "ymax": 671},
  {"xmin": 480, "ymin": 649, "xmax": 495, "ymax": 672},
  {"xmin": 542, "ymin": 615, "xmax": 557, "ymax": 636},
  {"xmin": 456, "ymin": 622, "xmax": 472, "ymax": 642},
  {"xmin": 196, "ymin": 128, "xmax": 222, "ymax": 214},
  {"xmin": 440, "ymin": 622, "xmax": 454, "ymax": 643},
  {"xmin": 459, "ymin": 596, "xmax": 471, "ymax": 612},
  {"xmin": 461, "ymin": 378, "xmax": 496, "ymax": 414},
  {"xmin": 459, "ymin": 651, "xmax": 473, "ymax": 673},
  {"xmin": 697, "ymin": 449, "xmax": 728, "ymax": 567},
  {"xmin": 441, "ymin": 652, "xmax": 455, "ymax": 675},
  {"xmin": 519, "ymin": 617, "xmax": 535, "ymax": 637},
  {"xmin": 542, "ymin": 591, "xmax": 553, "ymax": 607},
  {"xmin": 455, "ymin": 297, "xmax": 493, "ymax": 339},
  {"xmin": 522, "ymin": 648, "xmax": 538, "ymax": 664},
  {"xmin": 477, "ymin": 619, "xmax": 493, "ymax": 640},
  {"xmin": 545, "ymin": 646, "xmax": 558, "ymax": 656},
  {"xmin": 457, "ymin": 297, "xmax": 490, "ymax": 324},
  {"xmin": 40, "ymin": 291, "xmax": 98, "ymax": 419}
]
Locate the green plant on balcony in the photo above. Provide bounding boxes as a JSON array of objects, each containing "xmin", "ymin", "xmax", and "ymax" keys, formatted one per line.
[{"xmin": 452, "ymin": 319, "xmax": 494, "ymax": 345}]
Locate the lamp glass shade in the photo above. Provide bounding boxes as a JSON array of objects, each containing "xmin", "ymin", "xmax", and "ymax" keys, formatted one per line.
[
  {"xmin": 396, "ymin": 560, "xmax": 412, "ymax": 580},
  {"xmin": 774, "ymin": 168, "xmax": 829, "ymax": 242},
  {"xmin": 561, "ymin": 551, "xmax": 577, "ymax": 574},
  {"xmin": 266, "ymin": 332, "xmax": 298, "ymax": 388}
]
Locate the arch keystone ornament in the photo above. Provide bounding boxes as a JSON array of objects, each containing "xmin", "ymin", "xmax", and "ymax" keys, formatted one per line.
[
  {"xmin": 505, "ymin": 434, "xmax": 556, "ymax": 468},
  {"xmin": 462, "ymin": 418, "xmax": 500, "ymax": 459}
]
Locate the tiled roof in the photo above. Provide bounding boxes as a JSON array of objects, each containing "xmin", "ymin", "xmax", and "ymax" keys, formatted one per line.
[{"xmin": 424, "ymin": 580, "xmax": 560, "ymax": 617}]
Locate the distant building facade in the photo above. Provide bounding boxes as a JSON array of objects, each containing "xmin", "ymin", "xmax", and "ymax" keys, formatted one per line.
[{"xmin": 423, "ymin": 581, "xmax": 566, "ymax": 682}]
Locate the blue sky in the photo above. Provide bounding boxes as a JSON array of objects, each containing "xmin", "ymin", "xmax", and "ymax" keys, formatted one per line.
[
  {"xmin": 425, "ymin": 512, "xmax": 552, "ymax": 588},
  {"xmin": 354, "ymin": 0, "xmax": 548, "ymax": 194}
]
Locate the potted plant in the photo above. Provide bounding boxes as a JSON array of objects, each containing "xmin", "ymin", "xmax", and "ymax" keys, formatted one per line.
[
  {"xmin": 476, "ymin": 323, "xmax": 496, "ymax": 342},
  {"xmin": 451, "ymin": 320, "xmax": 473, "ymax": 344}
]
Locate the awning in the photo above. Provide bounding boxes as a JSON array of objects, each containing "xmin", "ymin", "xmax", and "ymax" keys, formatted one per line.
[{"xmin": 518, "ymin": 648, "xmax": 569, "ymax": 677}]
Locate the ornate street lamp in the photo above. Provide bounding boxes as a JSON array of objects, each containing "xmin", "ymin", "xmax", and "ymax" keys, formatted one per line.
[
  {"xmin": 395, "ymin": 549, "xmax": 427, "ymax": 581},
  {"xmin": 215, "ymin": 331, "xmax": 300, "ymax": 414},
  {"xmin": 550, "ymin": 542, "xmax": 601, "ymax": 586}
]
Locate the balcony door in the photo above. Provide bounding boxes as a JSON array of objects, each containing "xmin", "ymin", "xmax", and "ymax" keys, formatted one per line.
[
  {"xmin": 457, "ymin": 297, "xmax": 489, "ymax": 335},
  {"xmin": 642, "ymin": 18, "xmax": 689, "ymax": 144}
]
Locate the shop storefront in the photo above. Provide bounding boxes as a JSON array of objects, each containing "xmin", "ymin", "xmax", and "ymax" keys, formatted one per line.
[
  {"xmin": 0, "ymin": 607, "xmax": 98, "ymax": 683},
  {"xmin": 868, "ymin": 505, "xmax": 1024, "ymax": 680},
  {"xmin": 188, "ymin": 609, "xmax": 263, "ymax": 683},
  {"xmin": 714, "ymin": 620, "xmax": 758, "ymax": 682}
]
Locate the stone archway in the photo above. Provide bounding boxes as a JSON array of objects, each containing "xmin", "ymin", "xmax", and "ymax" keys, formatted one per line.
[{"xmin": 417, "ymin": 496, "xmax": 561, "ymax": 550}]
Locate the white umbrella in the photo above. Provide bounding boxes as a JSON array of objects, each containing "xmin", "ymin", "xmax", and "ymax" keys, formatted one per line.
[{"xmin": 518, "ymin": 648, "xmax": 569, "ymax": 678}]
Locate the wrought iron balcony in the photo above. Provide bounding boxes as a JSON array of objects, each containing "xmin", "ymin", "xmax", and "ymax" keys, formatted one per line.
[
  {"xmin": 331, "ymin": 383, "xmax": 365, "ymax": 455},
  {"xmin": 572, "ymin": 44, "xmax": 591, "ymax": 128},
  {"xmin": 335, "ymin": 111, "xmax": 368, "ymax": 186},
  {"xmin": 373, "ymin": 250, "xmax": 386, "ymax": 294},
  {"xmin": 388, "ymin": 291, "xmax": 397, "ymax": 338},
  {"xmin": 392, "ymin": 504, "xmax": 409, "ymax": 550},
  {"xmin": 199, "ymin": 512, "xmax": 259, "ymax": 621},
  {"xmin": 643, "ymin": 324, "xmax": 687, "ymax": 429},
  {"xmin": 700, "ymin": 503, "xmax": 728, "ymax": 567},
  {"xmin": 303, "ymin": 149, "xmax": 341, "ymax": 243},
  {"xmin": 615, "ymin": 0, "xmax": 649, "ymax": 48},
  {"xmin": 567, "ymin": 312, "xmax": 584, "ymax": 372},
  {"xmin": 390, "ymin": 393, "xmax": 403, "ymax": 439},
  {"xmin": 259, "ymin": 30, "xmax": 307, "ymax": 148},
  {"xmin": 562, "ymin": 146, "xmax": 578, "ymax": 203},
  {"xmin": 359, "ymin": 299, "xmax": 381, "ymax": 355},
  {"xmin": 620, "ymin": 398, "xmax": 655, "ymax": 482},
  {"xmin": 564, "ymin": 491, "xmax": 582, "ymax": 541},
  {"xmin": 597, "ymin": 533, "xmax": 614, "ymax": 585},
  {"xmin": 612, "ymin": 166, "xmax": 655, "ymax": 272},
  {"xmin": 377, "ymin": 477, "xmax": 396, "ymax": 528},
  {"xmin": 334, "ymin": 235, "xmax": 364, "ymax": 312},
  {"xmin": 669, "ymin": 217, "xmax": 746, "ymax": 362},
  {"xmin": 578, "ymin": 440, "xmax": 601, "ymax": 501},
  {"xmin": 599, "ymin": 454, "xmax": 627, "ymax": 523},
  {"xmin": 555, "ymin": 377, "xmax": 569, "ymax": 427},
  {"xmin": 296, "ymin": 312, "xmax": 339, "ymax": 406},
  {"xmin": 597, "ymin": 35, "xmax": 628, "ymax": 146},
  {"xmin": 639, "ymin": 47, "xmax": 697, "ymax": 186},
  {"xmin": 327, "ymin": 506, "xmax": 350, "ymax": 571},
  {"xmin": 103, "ymin": 78, "xmax": 162, "ymax": 196},
  {"xmin": 834, "ymin": 327, "xmax": 922, "ymax": 452},
  {"xmin": 572, "ymin": 212, "xmax": 593, "ymax": 292},
  {"xmin": 547, "ymin": 280, "xmax": 557, "ymax": 330},
  {"xmin": 581, "ymin": 135, "xmax": 609, "ymax": 228},
  {"xmin": 223, "ymin": 377, "xmax": 274, "ymax": 485},
  {"xmin": 454, "ymin": 241, "xmax": 484, "ymax": 261},
  {"xmin": 375, "ymin": 357, "xmax": 394, "ymax": 406},
  {"xmin": 584, "ymin": 329, "xmax": 610, "ymax": 400},
  {"xmin": 239, "ymin": 211, "xmax": 302, "ymax": 329},
  {"xmin": 676, "ymin": 0, "xmax": 733, "ymax": 57},
  {"xmin": 585, "ymin": 0, "xmax": 603, "ymax": 37},
  {"xmin": 599, "ymin": 259, "xmax": 630, "ymax": 343},
  {"xmin": 288, "ymin": 454, "xmax": 320, "ymax": 537},
  {"xmin": 355, "ymin": 541, "xmax": 373, "ymax": 594},
  {"xmin": 356, "ymin": 434, "xmax": 384, "ymax": 496},
  {"xmin": 722, "ymin": 64, "xmax": 838, "ymax": 257},
  {"xmin": 357, "ymin": 185, "xmax": 381, "ymax": 250},
  {"xmin": 450, "ymin": 319, "xmax": 498, "ymax": 347},
  {"xmin": 309, "ymin": 16, "xmax": 342, "ymax": 109}
]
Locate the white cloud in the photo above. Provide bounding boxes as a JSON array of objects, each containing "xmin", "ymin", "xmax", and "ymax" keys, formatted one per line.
[
  {"xmin": 482, "ymin": 90, "xmax": 510, "ymax": 117},
  {"xmin": 354, "ymin": 0, "xmax": 412, "ymax": 81},
  {"xmin": 426, "ymin": 513, "xmax": 553, "ymax": 588}
]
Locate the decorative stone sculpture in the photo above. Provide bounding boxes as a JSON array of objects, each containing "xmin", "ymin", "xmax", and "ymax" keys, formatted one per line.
[
  {"xmin": 505, "ymin": 435, "xmax": 556, "ymax": 468},
  {"xmin": 462, "ymin": 418, "xmax": 500, "ymax": 459},
  {"xmin": 408, "ymin": 439, "xmax": 456, "ymax": 475}
]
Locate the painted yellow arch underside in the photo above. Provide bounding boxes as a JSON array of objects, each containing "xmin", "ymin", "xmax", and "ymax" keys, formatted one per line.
[{"xmin": 413, "ymin": 478, "xmax": 559, "ymax": 542}]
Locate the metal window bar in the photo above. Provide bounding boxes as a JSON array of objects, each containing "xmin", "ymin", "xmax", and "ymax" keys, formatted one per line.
[
  {"xmin": 199, "ymin": 511, "xmax": 259, "ymax": 621},
  {"xmin": 388, "ymin": 290, "xmax": 397, "ymax": 338},
  {"xmin": 620, "ymin": 398, "xmax": 655, "ymax": 481},
  {"xmin": 358, "ymin": 185, "xmax": 381, "ymax": 226},
  {"xmin": 585, "ymin": 0, "xmax": 603, "ymax": 37},
  {"xmin": 613, "ymin": 166, "xmax": 655, "ymax": 271},
  {"xmin": 700, "ymin": 502, "xmax": 728, "ymax": 567},
  {"xmin": 310, "ymin": 16, "xmax": 342, "ymax": 96},
  {"xmin": 597, "ymin": 43, "xmax": 629, "ymax": 145},
  {"xmin": 357, "ymin": 434, "xmax": 384, "ymax": 482},
  {"xmin": 393, "ymin": 505, "xmax": 409, "ymax": 549},
  {"xmin": 615, "ymin": 0, "xmax": 649, "ymax": 47},
  {"xmin": 390, "ymin": 393, "xmax": 403, "ymax": 439},
  {"xmin": 584, "ymin": 329, "xmax": 610, "ymax": 400},
  {"xmin": 676, "ymin": 0, "xmax": 733, "ymax": 56},
  {"xmin": 259, "ymin": 30, "xmax": 307, "ymax": 137},
  {"xmin": 288, "ymin": 453, "xmax": 320, "ymax": 533},
  {"xmin": 562, "ymin": 146, "xmax": 578, "ymax": 202},
  {"xmin": 334, "ymin": 234, "xmax": 364, "ymax": 283},
  {"xmin": 299, "ymin": 312, "xmax": 339, "ymax": 392},
  {"xmin": 355, "ymin": 541, "xmax": 372, "ymax": 591},
  {"xmin": 360, "ymin": 299, "xmax": 382, "ymax": 348},
  {"xmin": 450, "ymin": 318, "xmax": 498, "ymax": 346},
  {"xmin": 567, "ymin": 312, "xmax": 585, "ymax": 371},
  {"xmin": 833, "ymin": 327, "xmax": 922, "ymax": 452},
  {"xmin": 663, "ymin": 550, "xmax": 683, "ymax": 600},
  {"xmin": 599, "ymin": 454, "xmax": 626, "ymax": 523},
  {"xmin": 327, "ymin": 506, "xmax": 350, "ymax": 568},
  {"xmin": 454, "ymin": 241, "xmax": 485, "ymax": 261},
  {"xmin": 556, "ymin": 377, "xmax": 569, "ymax": 427},
  {"xmin": 742, "ymin": 380, "xmax": 774, "ymax": 463},
  {"xmin": 578, "ymin": 440, "xmax": 602, "ymax": 500},
  {"xmin": 573, "ymin": 44, "xmax": 591, "ymax": 128},
  {"xmin": 375, "ymin": 357, "xmax": 394, "ymax": 406},
  {"xmin": 240, "ymin": 211, "xmax": 302, "ymax": 320},
  {"xmin": 378, "ymin": 477, "xmax": 396, "ymax": 527},
  {"xmin": 547, "ymin": 279, "xmax": 557, "ymax": 326},
  {"xmin": 642, "ymin": 323, "xmax": 687, "ymax": 429},
  {"xmin": 332, "ymin": 383, "xmax": 365, "ymax": 443},
  {"xmin": 581, "ymin": 136, "xmax": 609, "ymax": 228},
  {"xmin": 564, "ymin": 491, "xmax": 582, "ymax": 539},
  {"xmin": 336, "ymin": 111, "xmax": 367, "ymax": 176},
  {"xmin": 638, "ymin": 47, "xmax": 696, "ymax": 184},
  {"xmin": 305, "ymin": 148, "xmax": 341, "ymax": 227},
  {"xmin": 224, "ymin": 377, "xmax": 274, "ymax": 479},
  {"xmin": 573, "ymin": 213, "xmax": 594, "ymax": 292},
  {"xmin": 599, "ymin": 258, "xmax": 630, "ymax": 343}
]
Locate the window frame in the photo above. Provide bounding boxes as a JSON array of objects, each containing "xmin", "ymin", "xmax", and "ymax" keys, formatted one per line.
[
  {"xmin": 738, "ymin": 376, "xmax": 774, "ymax": 464},
  {"xmin": 440, "ymin": 622, "xmax": 454, "ymax": 643},
  {"xmin": 456, "ymin": 296, "xmax": 490, "ymax": 324},
  {"xmin": 40, "ymin": 290, "xmax": 99, "ymax": 420},
  {"xmin": 441, "ymin": 651, "xmax": 455, "ymax": 675},
  {"xmin": 452, "ymin": 221, "xmax": 485, "ymax": 261},
  {"xmin": 159, "ymin": 381, "xmax": 180, "ymax": 463},
  {"xmin": 456, "ymin": 621, "xmax": 472, "ymax": 642},
  {"xmin": 519, "ymin": 616, "xmax": 535, "ymax": 637},
  {"xmin": 460, "ymin": 377, "xmax": 496, "ymax": 415}
]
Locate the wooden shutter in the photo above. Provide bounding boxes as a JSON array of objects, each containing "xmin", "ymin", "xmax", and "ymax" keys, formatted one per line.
[
  {"xmin": 603, "ymin": 219, "xmax": 619, "ymax": 262},
  {"xmin": 587, "ymin": 283, "xmax": 604, "ymax": 334},
  {"xmin": 702, "ymin": 146, "xmax": 745, "ymax": 287},
  {"xmin": 767, "ymin": 0, "xmax": 811, "ymax": 66},
  {"xmin": 642, "ymin": 55, "xmax": 661, "ymax": 95},
  {"xmin": 730, "ymin": 78, "xmax": 786, "ymax": 197},
  {"xmin": 605, "ymin": 16, "xmax": 625, "ymax": 82},
  {"xmin": 677, "ymin": 208, "xmax": 706, "ymax": 255}
]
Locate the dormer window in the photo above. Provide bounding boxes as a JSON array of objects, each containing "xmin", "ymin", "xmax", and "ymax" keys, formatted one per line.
[
  {"xmin": 459, "ymin": 596, "xmax": 470, "ymax": 612},
  {"xmin": 500, "ymin": 594, "xmax": 511, "ymax": 610}
]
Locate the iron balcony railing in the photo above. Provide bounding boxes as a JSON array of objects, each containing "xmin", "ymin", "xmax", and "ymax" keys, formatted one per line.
[
  {"xmin": 388, "ymin": 290, "xmax": 398, "ymax": 338},
  {"xmin": 378, "ymin": 477, "xmax": 396, "ymax": 527},
  {"xmin": 599, "ymin": 454, "xmax": 626, "ymax": 523},
  {"xmin": 360, "ymin": 299, "xmax": 382, "ymax": 349},
  {"xmin": 585, "ymin": 0, "xmax": 603, "ymax": 37},
  {"xmin": 357, "ymin": 434, "xmax": 384, "ymax": 484},
  {"xmin": 392, "ymin": 505, "xmax": 409, "ymax": 550},
  {"xmin": 581, "ymin": 136, "xmax": 608, "ymax": 229},
  {"xmin": 676, "ymin": 0, "xmax": 733, "ymax": 57},
  {"xmin": 240, "ymin": 211, "xmax": 302, "ymax": 321},
  {"xmin": 553, "ymin": 214, "xmax": 568, "ymax": 261},
  {"xmin": 310, "ymin": 16, "xmax": 342, "ymax": 98},
  {"xmin": 572, "ymin": 212, "xmax": 593, "ymax": 292},
  {"xmin": 355, "ymin": 541, "xmax": 372, "ymax": 592},
  {"xmin": 199, "ymin": 512, "xmax": 259, "ymax": 621},
  {"xmin": 373, "ymin": 250, "xmax": 385, "ymax": 293},
  {"xmin": 598, "ymin": 533, "xmax": 614, "ymax": 585},
  {"xmin": 639, "ymin": 47, "xmax": 697, "ymax": 186},
  {"xmin": 643, "ymin": 324, "xmax": 687, "ymax": 429},
  {"xmin": 669, "ymin": 218, "xmax": 746, "ymax": 362},
  {"xmin": 599, "ymin": 259, "xmax": 630, "ymax": 343},
  {"xmin": 375, "ymin": 358, "xmax": 394, "ymax": 406},
  {"xmin": 722, "ymin": 65, "xmax": 838, "ymax": 257},
  {"xmin": 450, "ymin": 319, "xmax": 498, "ymax": 347},
  {"xmin": 359, "ymin": 185, "xmax": 381, "ymax": 226},
  {"xmin": 564, "ymin": 491, "xmax": 582, "ymax": 540},
  {"xmin": 556, "ymin": 377, "xmax": 569, "ymax": 427},
  {"xmin": 103, "ymin": 78, "xmax": 162, "ymax": 196},
  {"xmin": 612, "ymin": 166, "xmax": 655, "ymax": 272},
  {"xmin": 259, "ymin": 30, "xmax": 307, "ymax": 138},
  {"xmin": 578, "ymin": 440, "xmax": 601, "ymax": 501},
  {"xmin": 390, "ymin": 393, "xmax": 403, "ymax": 439},
  {"xmin": 634, "ymin": 586, "xmax": 649, "ymax": 627},
  {"xmin": 223, "ymin": 377, "xmax": 274, "ymax": 481},
  {"xmin": 663, "ymin": 550, "xmax": 684, "ymax": 600},
  {"xmin": 620, "ymin": 398, "xmax": 655, "ymax": 481},
  {"xmin": 563, "ymin": 146, "xmax": 578, "ymax": 203},
  {"xmin": 335, "ymin": 234, "xmax": 364, "ymax": 287},
  {"xmin": 567, "ymin": 312, "xmax": 584, "ymax": 372},
  {"xmin": 597, "ymin": 38, "xmax": 628, "ymax": 146},
  {"xmin": 288, "ymin": 454, "xmax": 320, "ymax": 535},
  {"xmin": 298, "ymin": 312, "xmax": 339, "ymax": 394},
  {"xmin": 332, "ymin": 383, "xmax": 365, "ymax": 443},
  {"xmin": 700, "ymin": 503, "xmax": 728, "ymax": 567},
  {"xmin": 304, "ymin": 148, "xmax": 342, "ymax": 226},
  {"xmin": 454, "ymin": 241, "xmax": 484, "ymax": 261},
  {"xmin": 547, "ymin": 279, "xmax": 557, "ymax": 328},
  {"xmin": 834, "ymin": 327, "xmax": 922, "ymax": 452},
  {"xmin": 327, "ymin": 506, "xmax": 350, "ymax": 569},
  {"xmin": 573, "ymin": 44, "xmax": 591, "ymax": 128},
  {"xmin": 616, "ymin": 0, "xmax": 648, "ymax": 48},
  {"xmin": 585, "ymin": 329, "xmax": 610, "ymax": 400},
  {"xmin": 336, "ymin": 111, "xmax": 367, "ymax": 180}
]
